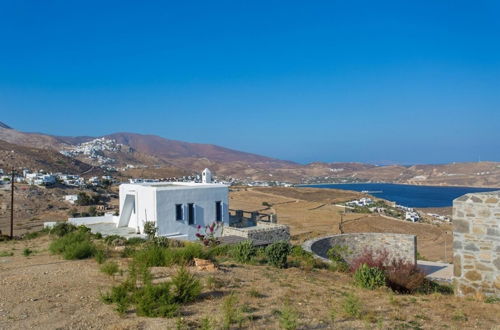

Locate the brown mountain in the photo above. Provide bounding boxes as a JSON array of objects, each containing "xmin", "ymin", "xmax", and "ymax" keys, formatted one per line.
[
  {"xmin": 1, "ymin": 123, "xmax": 499, "ymax": 187},
  {"xmin": 0, "ymin": 139, "xmax": 99, "ymax": 175},
  {"xmin": 105, "ymin": 132, "xmax": 295, "ymax": 166}
]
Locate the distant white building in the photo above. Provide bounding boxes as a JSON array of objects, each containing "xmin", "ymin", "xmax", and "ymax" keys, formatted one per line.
[
  {"xmin": 69, "ymin": 181, "xmax": 229, "ymax": 240},
  {"xmin": 64, "ymin": 194, "xmax": 79, "ymax": 204},
  {"xmin": 26, "ymin": 173, "xmax": 56, "ymax": 186}
]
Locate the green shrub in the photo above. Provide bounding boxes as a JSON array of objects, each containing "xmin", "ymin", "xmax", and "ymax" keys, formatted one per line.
[
  {"xmin": 121, "ymin": 246, "xmax": 136, "ymax": 258},
  {"xmin": 199, "ymin": 316, "xmax": 214, "ymax": 330},
  {"xmin": 232, "ymin": 240, "xmax": 256, "ymax": 263},
  {"xmin": 104, "ymin": 235, "xmax": 127, "ymax": 246},
  {"xmin": 50, "ymin": 222, "xmax": 78, "ymax": 237},
  {"xmin": 0, "ymin": 251, "xmax": 14, "ymax": 257},
  {"xmin": 206, "ymin": 244, "xmax": 232, "ymax": 259},
  {"xmin": 143, "ymin": 221, "xmax": 157, "ymax": 240},
  {"xmin": 135, "ymin": 282, "xmax": 179, "ymax": 318},
  {"xmin": 151, "ymin": 236, "xmax": 169, "ymax": 247},
  {"xmin": 23, "ymin": 231, "xmax": 44, "ymax": 240},
  {"xmin": 485, "ymin": 296, "xmax": 500, "ymax": 304},
  {"xmin": 278, "ymin": 301, "xmax": 299, "ymax": 330},
  {"xmin": 135, "ymin": 244, "xmax": 166, "ymax": 267},
  {"xmin": 327, "ymin": 245, "xmax": 350, "ymax": 272},
  {"xmin": 101, "ymin": 282, "xmax": 132, "ymax": 314},
  {"xmin": 171, "ymin": 267, "xmax": 201, "ymax": 303},
  {"xmin": 23, "ymin": 248, "xmax": 34, "ymax": 256},
  {"xmin": 101, "ymin": 261, "xmax": 120, "ymax": 277},
  {"xmin": 222, "ymin": 293, "xmax": 243, "ymax": 329},
  {"xmin": 265, "ymin": 241, "xmax": 291, "ymax": 268},
  {"xmin": 353, "ymin": 264, "xmax": 386, "ymax": 290},
  {"xmin": 289, "ymin": 246, "xmax": 325, "ymax": 270},
  {"xmin": 164, "ymin": 243, "xmax": 206, "ymax": 266},
  {"xmin": 125, "ymin": 237, "xmax": 146, "ymax": 245},
  {"xmin": 49, "ymin": 231, "xmax": 96, "ymax": 260},
  {"xmin": 342, "ymin": 293, "xmax": 362, "ymax": 319},
  {"xmin": 94, "ymin": 248, "xmax": 107, "ymax": 264}
]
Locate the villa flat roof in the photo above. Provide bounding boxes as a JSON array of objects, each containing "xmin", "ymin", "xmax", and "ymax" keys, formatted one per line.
[{"xmin": 122, "ymin": 182, "xmax": 227, "ymax": 190}]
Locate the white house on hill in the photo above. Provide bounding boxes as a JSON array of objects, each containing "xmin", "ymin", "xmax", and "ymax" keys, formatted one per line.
[
  {"xmin": 69, "ymin": 181, "xmax": 229, "ymax": 240},
  {"xmin": 118, "ymin": 182, "xmax": 228, "ymax": 239}
]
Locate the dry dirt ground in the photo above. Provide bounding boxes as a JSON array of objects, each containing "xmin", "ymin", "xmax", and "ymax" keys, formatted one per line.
[
  {"xmin": 1, "ymin": 236, "xmax": 500, "ymax": 329},
  {"xmin": 0, "ymin": 184, "xmax": 119, "ymax": 237},
  {"xmin": 230, "ymin": 187, "xmax": 453, "ymax": 262}
]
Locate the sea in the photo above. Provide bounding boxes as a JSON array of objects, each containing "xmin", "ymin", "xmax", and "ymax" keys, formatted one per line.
[{"xmin": 299, "ymin": 183, "xmax": 500, "ymax": 208}]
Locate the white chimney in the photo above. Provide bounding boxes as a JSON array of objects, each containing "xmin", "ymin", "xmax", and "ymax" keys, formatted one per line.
[{"xmin": 202, "ymin": 168, "xmax": 212, "ymax": 183}]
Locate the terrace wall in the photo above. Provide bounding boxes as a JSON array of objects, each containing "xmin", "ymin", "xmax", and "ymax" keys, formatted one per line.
[{"xmin": 303, "ymin": 233, "xmax": 417, "ymax": 265}]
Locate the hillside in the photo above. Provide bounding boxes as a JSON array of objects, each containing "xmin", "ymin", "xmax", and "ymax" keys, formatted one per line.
[
  {"xmin": 0, "ymin": 139, "xmax": 97, "ymax": 175},
  {"xmin": 1, "ymin": 123, "xmax": 500, "ymax": 187}
]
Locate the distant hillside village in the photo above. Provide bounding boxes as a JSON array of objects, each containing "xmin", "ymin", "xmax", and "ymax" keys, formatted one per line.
[
  {"xmin": 342, "ymin": 197, "xmax": 450, "ymax": 224},
  {"xmin": 0, "ymin": 166, "xmax": 294, "ymax": 189}
]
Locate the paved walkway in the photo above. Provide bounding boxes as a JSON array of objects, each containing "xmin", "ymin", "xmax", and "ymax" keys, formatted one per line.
[
  {"xmin": 417, "ymin": 260, "xmax": 453, "ymax": 282},
  {"xmin": 86, "ymin": 223, "xmax": 145, "ymax": 239}
]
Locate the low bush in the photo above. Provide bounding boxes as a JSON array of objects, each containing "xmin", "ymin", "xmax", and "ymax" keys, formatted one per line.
[
  {"xmin": 342, "ymin": 293, "xmax": 362, "ymax": 319},
  {"xmin": 222, "ymin": 293, "xmax": 244, "ymax": 329},
  {"xmin": 49, "ymin": 222, "xmax": 78, "ymax": 237},
  {"xmin": 143, "ymin": 221, "xmax": 157, "ymax": 240},
  {"xmin": 104, "ymin": 235, "xmax": 127, "ymax": 246},
  {"xmin": 349, "ymin": 248, "xmax": 388, "ymax": 273},
  {"xmin": 94, "ymin": 248, "xmax": 107, "ymax": 264},
  {"xmin": 385, "ymin": 259, "xmax": 426, "ymax": 293},
  {"xmin": 278, "ymin": 301, "xmax": 299, "ymax": 330},
  {"xmin": 102, "ymin": 266, "xmax": 200, "ymax": 318},
  {"xmin": 135, "ymin": 282, "xmax": 179, "ymax": 317},
  {"xmin": 171, "ymin": 267, "xmax": 202, "ymax": 303},
  {"xmin": 349, "ymin": 248, "xmax": 427, "ymax": 293},
  {"xmin": 121, "ymin": 246, "xmax": 136, "ymax": 258},
  {"xmin": 101, "ymin": 282, "xmax": 133, "ymax": 314},
  {"xmin": 151, "ymin": 236, "xmax": 168, "ymax": 247},
  {"xmin": 23, "ymin": 231, "xmax": 44, "ymax": 240},
  {"xmin": 265, "ymin": 241, "xmax": 291, "ymax": 268},
  {"xmin": 49, "ymin": 231, "xmax": 96, "ymax": 260},
  {"xmin": 166, "ymin": 243, "xmax": 209, "ymax": 266},
  {"xmin": 326, "ymin": 245, "xmax": 350, "ymax": 272},
  {"xmin": 23, "ymin": 248, "xmax": 34, "ymax": 256},
  {"xmin": 289, "ymin": 245, "xmax": 326, "ymax": 270},
  {"xmin": 353, "ymin": 264, "xmax": 386, "ymax": 290},
  {"xmin": 101, "ymin": 261, "xmax": 120, "ymax": 277},
  {"xmin": 232, "ymin": 240, "xmax": 256, "ymax": 263}
]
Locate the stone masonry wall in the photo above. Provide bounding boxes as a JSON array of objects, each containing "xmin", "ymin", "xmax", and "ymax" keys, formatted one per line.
[
  {"xmin": 223, "ymin": 222, "xmax": 290, "ymax": 245},
  {"xmin": 303, "ymin": 233, "xmax": 417, "ymax": 265},
  {"xmin": 453, "ymin": 191, "xmax": 500, "ymax": 297}
]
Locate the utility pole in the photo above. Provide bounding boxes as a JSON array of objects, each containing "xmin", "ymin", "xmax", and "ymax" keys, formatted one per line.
[{"xmin": 10, "ymin": 168, "xmax": 15, "ymax": 239}]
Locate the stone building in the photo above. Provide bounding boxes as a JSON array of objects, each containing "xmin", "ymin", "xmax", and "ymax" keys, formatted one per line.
[{"xmin": 453, "ymin": 191, "xmax": 500, "ymax": 297}]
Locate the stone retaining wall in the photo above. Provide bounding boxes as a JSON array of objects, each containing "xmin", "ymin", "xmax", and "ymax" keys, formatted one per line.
[
  {"xmin": 453, "ymin": 191, "xmax": 500, "ymax": 297},
  {"xmin": 223, "ymin": 222, "xmax": 290, "ymax": 245},
  {"xmin": 303, "ymin": 233, "xmax": 417, "ymax": 265}
]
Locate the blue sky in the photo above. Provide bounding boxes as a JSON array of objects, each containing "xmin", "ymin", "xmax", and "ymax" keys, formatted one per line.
[{"xmin": 1, "ymin": 1, "xmax": 499, "ymax": 164}]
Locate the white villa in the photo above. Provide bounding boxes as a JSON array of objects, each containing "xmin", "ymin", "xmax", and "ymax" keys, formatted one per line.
[{"xmin": 69, "ymin": 180, "xmax": 229, "ymax": 240}]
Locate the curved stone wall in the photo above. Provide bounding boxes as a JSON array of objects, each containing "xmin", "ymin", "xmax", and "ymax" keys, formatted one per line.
[{"xmin": 303, "ymin": 233, "xmax": 417, "ymax": 265}]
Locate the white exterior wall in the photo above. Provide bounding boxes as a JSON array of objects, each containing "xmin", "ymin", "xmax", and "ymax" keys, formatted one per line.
[
  {"xmin": 119, "ymin": 183, "xmax": 229, "ymax": 240},
  {"xmin": 155, "ymin": 186, "xmax": 228, "ymax": 240}
]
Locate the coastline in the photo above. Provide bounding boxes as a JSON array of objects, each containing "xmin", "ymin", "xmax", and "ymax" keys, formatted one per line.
[{"xmin": 296, "ymin": 181, "xmax": 500, "ymax": 190}]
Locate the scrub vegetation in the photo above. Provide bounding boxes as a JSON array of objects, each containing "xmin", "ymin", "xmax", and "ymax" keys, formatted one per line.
[{"xmin": 10, "ymin": 225, "xmax": 496, "ymax": 329}]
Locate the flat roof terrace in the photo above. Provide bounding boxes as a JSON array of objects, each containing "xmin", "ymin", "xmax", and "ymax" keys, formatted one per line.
[{"xmin": 124, "ymin": 182, "xmax": 227, "ymax": 190}]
